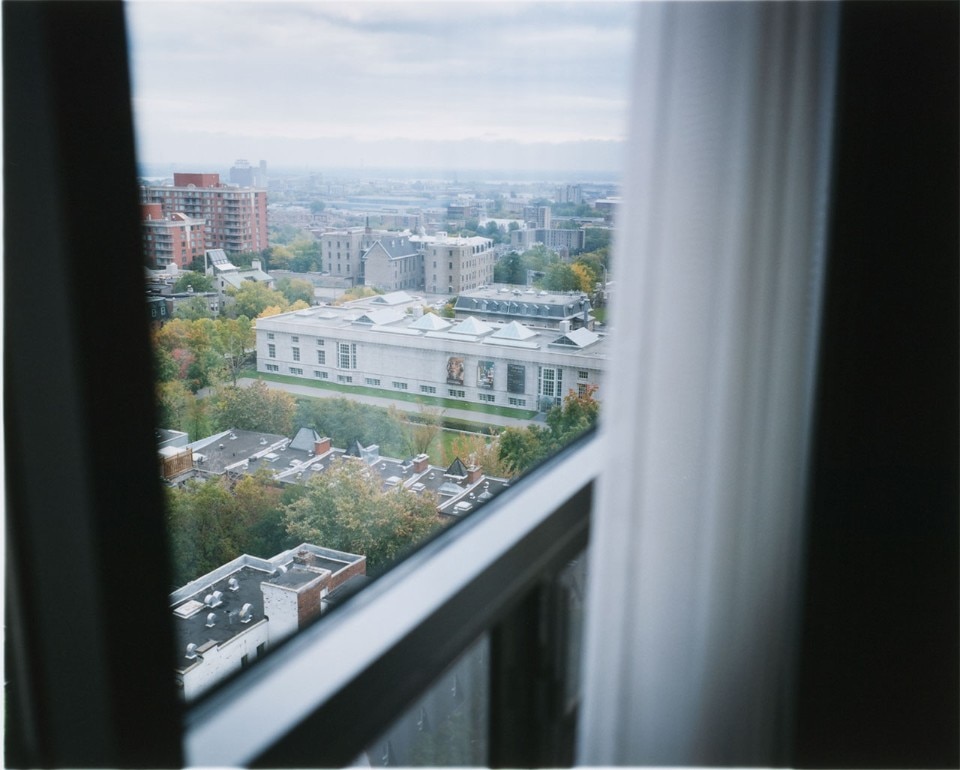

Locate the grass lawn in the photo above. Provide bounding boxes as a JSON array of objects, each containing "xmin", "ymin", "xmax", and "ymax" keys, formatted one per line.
[{"xmin": 254, "ymin": 370, "xmax": 538, "ymax": 420}]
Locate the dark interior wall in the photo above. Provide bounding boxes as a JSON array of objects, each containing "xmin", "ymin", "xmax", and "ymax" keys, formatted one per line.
[
  {"xmin": 4, "ymin": 3, "xmax": 181, "ymax": 767},
  {"xmin": 797, "ymin": 2, "xmax": 959, "ymax": 766}
]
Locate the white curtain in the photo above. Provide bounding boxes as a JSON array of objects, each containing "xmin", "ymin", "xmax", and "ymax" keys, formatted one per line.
[{"xmin": 578, "ymin": 3, "xmax": 839, "ymax": 765}]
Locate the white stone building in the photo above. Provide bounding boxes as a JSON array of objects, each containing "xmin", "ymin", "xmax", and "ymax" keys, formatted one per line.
[{"xmin": 256, "ymin": 289, "xmax": 606, "ymax": 412}]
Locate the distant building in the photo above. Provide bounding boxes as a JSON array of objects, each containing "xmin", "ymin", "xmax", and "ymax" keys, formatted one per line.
[
  {"xmin": 415, "ymin": 232, "xmax": 495, "ymax": 294},
  {"xmin": 555, "ymin": 184, "xmax": 583, "ymax": 205},
  {"xmin": 140, "ymin": 172, "xmax": 268, "ymax": 254},
  {"xmin": 229, "ymin": 158, "xmax": 267, "ymax": 188},
  {"xmin": 204, "ymin": 248, "xmax": 275, "ymax": 311},
  {"xmin": 510, "ymin": 226, "xmax": 586, "ymax": 253},
  {"xmin": 141, "ymin": 204, "xmax": 206, "ymax": 269},
  {"xmin": 522, "ymin": 205, "xmax": 552, "ymax": 229},
  {"xmin": 171, "ymin": 543, "xmax": 366, "ymax": 701},
  {"xmin": 316, "ymin": 226, "xmax": 370, "ymax": 282},
  {"xmin": 362, "ymin": 234, "xmax": 424, "ymax": 292}
]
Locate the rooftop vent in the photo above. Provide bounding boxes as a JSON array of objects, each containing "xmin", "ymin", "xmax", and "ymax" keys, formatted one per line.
[
  {"xmin": 228, "ymin": 577, "xmax": 240, "ymax": 592},
  {"xmin": 185, "ymin": 643, "xmax": 198, "ymax": 660},
  {"xmin": 259, "ymin": 437, "xmax": 268, "ymax": 445},
  {"xmin": 205, "ymin": 612, "xmax": 217, "ymax": 628},
  {"xmin": 229, "ymin": 433, "xmax": 238, "ymax": 440},
  {"xmin": 239, "ymin": 603, "xmax": 253, "ymax": 624}
]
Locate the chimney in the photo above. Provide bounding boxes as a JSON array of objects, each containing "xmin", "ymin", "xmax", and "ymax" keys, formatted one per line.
[
  {"xmin": 466, "ymin": 464, "xmax": 482, "ymax": 484},
  {"xmin": 252, "ymin": 258, "xmax": 261, "ymax": 271},
  {"xmin": 314, "ymin": 437, "xmax": 332, "ymax": 455},
  {"xmin": 412, "ymin": 453, "xmax": 430, "ymax": 474}
]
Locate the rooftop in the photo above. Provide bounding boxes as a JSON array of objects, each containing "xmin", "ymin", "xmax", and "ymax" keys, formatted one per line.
[{"xmin": 170, "ymin": 544, "xmax": 364, "ymax": 672}]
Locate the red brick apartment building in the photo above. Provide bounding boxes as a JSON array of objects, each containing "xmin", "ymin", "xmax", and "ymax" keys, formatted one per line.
[
  {"xmin": 141, "ymin": 203, "xmax": 206, "ymax": 269},
  {"xmin": 141, "ymin": 172, "xmax": 268, "ymax": 255}
]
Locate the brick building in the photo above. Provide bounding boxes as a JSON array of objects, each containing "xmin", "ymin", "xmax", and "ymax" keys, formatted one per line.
[
  {"xmin": 141, "ymin": 204, "xmax": 206, "ymax": 269},
  {"xmin": 141, "ymin": 172, "xmax": 268, "ymax": 255}
]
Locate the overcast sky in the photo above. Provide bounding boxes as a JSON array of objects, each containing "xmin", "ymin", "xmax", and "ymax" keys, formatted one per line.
[{"xmin": 126, "ymin": 2, "xmax": 637, "ymax": 175}]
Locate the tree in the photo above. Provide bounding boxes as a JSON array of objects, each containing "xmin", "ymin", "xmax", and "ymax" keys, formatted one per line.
[
  {"xmin": 229, "ymin": 281, "xmax": 288, "ymax": 319},
  {"xmin": 402, "ymin": 404, "xmax": 444, "ymax": 458},
  {"xmin": 570, "ymin": 262, "xmax": 597, "ymax": 293},
  {"xmin": 157, "ymin": 380, "xmax": 193, "ymax": 432},
  {"xmin": 448, "ymin": 432, "xmax": 510, "ymax": 477},
  {"xmin": 494, "ymin": 251, "xmax": 524, "ymax": 285},
  {"xmin": 497, "ymin": 387, "xmax": 600, "ymax": 477},
  {"xmin": 174, "ymin": 295, "xmax": 213, "ymax": 320},
  {"xmin": 268, "ymin": 244, "xmax": 294, "ymax": 271},
  {"xmin": 211, "ymin": 380, "xmax": 296, "ymax": 435},
  {"xmin": 497, "ymin": 424, "xmax": 553, "ymax": 476},
  {"xmin": 214, "ymin": 316, "xmax": 255, "ymax": 385},
  {"xmin": 172, "ymin": 271, "xmax": 214, "ymax": 293},
  {"xmin": 166, "ymin": 478, "xmax": 247, "ymax": 585},
  {"xmin": 284, "ymin": 457, "xmax": 442, "ymax": 574},
  {"xmin": 277, "ymin": 276, "xmax": 315, "ymax": 306},
  {"xmin": 295, "ymin": 398, "xmax": 407, "ymax": 457},
  {"xmin": 541, "ymin": 262, "xmax": 580, "ymax": 292}
]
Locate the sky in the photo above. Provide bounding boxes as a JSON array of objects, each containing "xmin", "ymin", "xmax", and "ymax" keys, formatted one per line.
[{"xmin": 125, "ymin": 1, "xmax": 637, "ymax": 175}]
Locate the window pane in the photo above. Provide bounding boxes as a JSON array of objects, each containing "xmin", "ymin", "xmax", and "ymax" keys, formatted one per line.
[
  {"xmin": 360, "ymin": 636, "xmax": 489, "ymax": 767},
  {"xmin": 129, "ymin": 0, "xmax": 631, "ymax": 698}
]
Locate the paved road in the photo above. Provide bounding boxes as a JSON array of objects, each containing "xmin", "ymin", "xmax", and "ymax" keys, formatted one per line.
[{"xmin": 235, "ymin": 377, "xmax": 542, "ymax": 429}]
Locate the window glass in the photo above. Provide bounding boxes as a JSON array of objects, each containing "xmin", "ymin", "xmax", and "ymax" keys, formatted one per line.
[
  {"xmin": 361, "ymin": 636, "xmax": 490, "ymax": 767},
  {"xmin": 129, "ymin": 0, "xmax": 631, "ymax": 701}
]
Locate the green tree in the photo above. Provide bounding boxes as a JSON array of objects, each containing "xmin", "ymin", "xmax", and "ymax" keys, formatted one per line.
[
  {"xmin": 497, "ymin": 424, "xmax": 553, "ymax": 476},
  {"xmin": 233, "ymin": 469, "xmax": 292, "ymax": 557},
  {"xmin": 229, "ymin": 281, "xmax": 288, "ymax": 319},
  {"xmin": 402, "ymin": 404, "xmax": 444, "ymax": 458},
  {"xmin": 172, "ymin": 271, "xmax": 214, "ymax": 293},
  {"xmin": 174, "ymin": 295, "xmax": 214, "ymax": 320},
  {"xmin": 295, "ymin": 398, "xmax": 407, "ymax": 457},
  {"xmin": 157, "ymin": 380, "xmax": 193, "ymax": 432},
  {"xmin": 277, "ymin": 276, "xmax": 315, "ymax": 306},
  {"xmin": 494, "ymin": 251, "xmax": 524, "ymax": 285},
  {"xmin": 498, "ymin": 387, "xmax": 600, "ymax": 477},
  {"xmin": 583, "ymin": 227, "xmax": 612, "ymax": 254},
  {"xmin": 214, "ymin": 316, "xmax": 255, "ymax": 385},
  {"xmin": 211, "ymin": 380, "xmax": 296, "ymax": 435},
  {"xmin": 284, "ymin": 457, "xmax": 442, "ymax": 574},
  {"xmin": 541, "ymin": 262, "xmax": 580, "ymax": 292},
  {"xmin": 268, "ymin": 244, "xmax": 294, "ymax": 271},
  {"xmin": 289, "ymin": 234, "xmax": 321, "ymax": 272},
  {"xmin": 166, "ymin": 478, "xmax": 246, "ymax": 585}
]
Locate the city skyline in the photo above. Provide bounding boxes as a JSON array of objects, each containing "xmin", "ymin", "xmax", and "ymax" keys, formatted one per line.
[{"xmin": 126, "ymin": 2, "xmax": 637, "ymax": 174}]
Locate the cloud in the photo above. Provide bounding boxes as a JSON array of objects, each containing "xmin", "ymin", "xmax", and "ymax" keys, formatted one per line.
[{"xmin": 126, "ymin": 1, "xmax": 636, "ymax": 172}]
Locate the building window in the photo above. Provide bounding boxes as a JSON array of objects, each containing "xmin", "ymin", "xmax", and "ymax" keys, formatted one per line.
[
  {"xmin": 317, "ymin": 350, "xmax": 326, "ymax": 365},
  {"xmin": 578, "ymin": 370, "xmax": 589, "ymax": 380},
  {"xmin": 265, "ymin": 363, "xmax": 279, "ymax": 372},
  {"xmin": 420, "ymin": 385, "xmax": 436, "ymax": 394},
  {"xmin": 292, "ymin": 347, "xmax": 300, "ymax": 362},
  {"xmin": 538, "ymin": 366, "xmax": 562, "ymax": 406},
  {"xmin": 267, "ymin": 332, "xmax": 275, "ymax": 340},
  {"xmin": 291, "ymin": 336, "xmax": 299, "ymax": 343},
  {"xmin": 479, "ymin": 393, "xmax": 495, "ymax": 403},
  {"xmin": 314, "ymin": 370, "xmax": 328, "ymax": 379},
  {"xmin": 366, "ymin": 378, "xmax": 381, "ymax": 387},
  {"xmin": 337, "ymin": 374, "xmax": 353, "ymax": 384},
  {"xmin": 448, "ymin": 388, "xmax": 465, "ymax": 398},
  {"xmin": 508, "ymin": 397, "xmax": 527, "ymax": 407},
  {"xmin": 267, "ymin": 343, "xmax": 276, "ymax": 358},
  {"xmin": 289, "ymin": 367, "xmax": 303, "ymax": 375},
  {"xmin": 316, "ymin": 338, "xmax": 324, "ymax": 346},
  {"xmin": 338, "ymin": 342, "xmax": 357, "ymax": 369},
  {"xmin": 578, "ymin": 383, "xmax": 590, "ymax": 397},
  {"xmin": 392, "ymin": 381, "xmax": 408, "ymax": 390}
]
